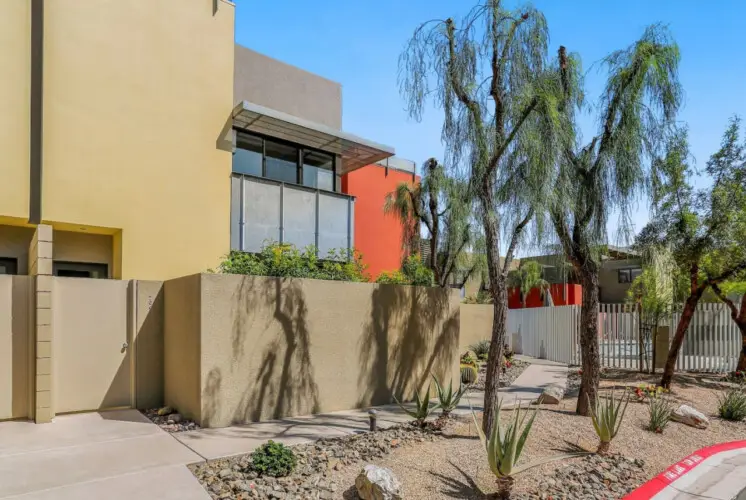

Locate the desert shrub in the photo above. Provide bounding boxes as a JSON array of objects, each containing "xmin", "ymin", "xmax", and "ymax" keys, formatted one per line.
[
  {"xmin": 460, "ymin": 364, "xmax": 478, "ymax": 384},
  {"xmin": 726, "ymin": 370, "xmax": 746, "ymax": 384},
  {"xmin": 589, "ymin": 390, "xmax": 629, "ymax": 454},
  {"xmin": 634, "ymin": 384, "xmax": 667, "ymax": 402},
  {"xmin": 647, "ymin": 397, "xmax": 674, "ymax": 433},
  {"xmin": 394, "ymin": 385, "xmax": 439, "ymax": 426},
  {"xmin": 375, "ymin": 254, "xmax": 434, "ymax": 286},
  {"xmin": 469, "ymin": 340, "xmax": 490, "ymax": 359},
  {"xmin": 375, "ymin": 270, "xmax": 410, "ymax": 285},
  {"xmin": 219, "ymin": 243, "xmax": 369, "ymax": 282},
  {"xmin": 460, "ymin": 352, "xmax": 476, "ymax": 366},
  {"xmin": 463, "ymin": 289, "xmax": 492, "ymax": 304},
  {"xmin": 503, "ymin": 343, "xmax": 514, "ymax": 361},
  {"xmin": 718, "ymin": 386, "xmax": 746, "ymax": 421},
  {"xmin": 251, "ymin": 440, "xmax": 296, "ymax": 477},
  {"xmin": 432, "ymin": 374, "xmax": 468, "ymax": 417}
]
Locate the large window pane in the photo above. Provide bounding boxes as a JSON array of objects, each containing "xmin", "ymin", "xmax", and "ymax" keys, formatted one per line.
[
  {"xmin": 265, "ymin": 140, "xmax": 298, "ymax": 184},
  {"xmin": 303, "ymin": 150, "xmax": 334, "ymax": 191},
  {"xmin": 233, "ymin": 133, "xmax": 263, "ymax": 176}
]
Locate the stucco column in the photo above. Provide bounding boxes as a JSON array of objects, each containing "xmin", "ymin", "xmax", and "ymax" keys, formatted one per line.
[{"xmin": 28, "ymin": 224, "xmax": 53, "ymax": 423}]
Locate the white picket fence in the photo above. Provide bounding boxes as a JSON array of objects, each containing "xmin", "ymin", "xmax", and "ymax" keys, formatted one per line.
[{"xmin": 508, "ymin": 303, "xmax": 742, "ymax": 373}]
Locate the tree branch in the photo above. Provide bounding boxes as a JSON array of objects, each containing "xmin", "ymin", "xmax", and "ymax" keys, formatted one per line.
[
  {"xmin": 503, "ymin": 208, "xmax": 534, "ymax": 275},
  {"xmin": 707, "ymin": 260, "xmax": 746, "ymax": 287},
  {"xmin": 711, "ymin": 283, "xmax": 739, "ymax": 320},
  {"xmin": 488, "ymin": 97, "xmax": 539, "ymax": 175}
]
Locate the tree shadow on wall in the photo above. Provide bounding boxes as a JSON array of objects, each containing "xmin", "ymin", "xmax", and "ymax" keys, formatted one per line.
[
  {"xmin": 357, "ymin": 284, "xmax": 459, "ymax": 408},
  {"xmin": 201, "ymin": 276, "xmax": 321, "ymax": 427}
]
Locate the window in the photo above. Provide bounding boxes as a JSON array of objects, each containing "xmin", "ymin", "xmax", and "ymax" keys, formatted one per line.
[
  {"xmin": 265, "ymin": 140, "xmax": 299, "ymax": 184},
  {"xmin": 302, "ymin": 150, "xmax": 334, "ymax": 191},
  {"xmin": 53, "ymin": 261, "xmax": 108, "ymax": 279},
  {"xmin": 233, "ymin": 133, "xmax": 263, "ymax": 176},
  {"xmin": 0, "ymin": 257, "xmax": 18, "ymax": 275},
  {"xmin": 232, "ymin": 131, "xmax": 339, "ymax": 192},
  {"xmin": 618, "ymin": 267, "xmax": 642, "ymax": 284}
]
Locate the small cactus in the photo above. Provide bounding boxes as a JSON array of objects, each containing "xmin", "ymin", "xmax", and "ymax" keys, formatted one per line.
[{"xmin": 460, "ymin": 364, "xmax": 478, "ymax": 385}]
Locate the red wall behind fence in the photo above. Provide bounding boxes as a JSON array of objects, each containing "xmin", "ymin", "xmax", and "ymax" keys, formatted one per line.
[
  {"xmin": 342, "ymin": 164, "xmax": 419, "ymax": 279},
  {"xmin": 508, "ymin": 283, "xmax": 582, "ymax": 309}
]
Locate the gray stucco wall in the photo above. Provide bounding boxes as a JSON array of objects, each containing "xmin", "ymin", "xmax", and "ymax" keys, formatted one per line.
[
  {"xmin": 234, "ymin": 44, "xmax": 342, "ymax": 129},
  {"xmin": 599, "ymin": 258, "xmax": 642, "ymax": 303}
]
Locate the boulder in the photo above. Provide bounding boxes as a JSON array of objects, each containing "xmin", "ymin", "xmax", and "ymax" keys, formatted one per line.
[
  {"xmin": 671, "ymin": 404, "xmax": 709, "ymax": 429},
  {"xmin": 355, "ymin": 465, "xmax": 402, "ymax": 500},
  {"xmin": 538, "ymin": 384, "xmax": 565, "ymax": 405},
  {"xmin": 157, "ymin": 406, "xmax": 173, "ymax": 416}
]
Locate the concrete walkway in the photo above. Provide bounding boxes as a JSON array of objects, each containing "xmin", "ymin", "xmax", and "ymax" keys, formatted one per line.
[
  {"xmin": 175, "ymin": 358, "xmax": 568, "ymax": 459},
  {"xmin": 0, "ymin": 410, "xmax": 208, "ymax": 500},
  {"xmin": 0, "ymin": 358, "xmax": 566, "ymax": 499}
]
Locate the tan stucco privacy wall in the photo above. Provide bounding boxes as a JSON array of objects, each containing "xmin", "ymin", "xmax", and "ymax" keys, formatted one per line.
[
  {"xmin": 0, "ymin": 276, "xmax": 31, "ymax": 420},
  {"xmin": 40, "ymin": 0, "xmax": 235, "ymax": 280},
  {"xmin": 164, "ymin": 275, "xmax": 461, "ymax": 428},
  {"xmin": 460, "ymin": 304, "xmax": 494, "ymax": 353}
]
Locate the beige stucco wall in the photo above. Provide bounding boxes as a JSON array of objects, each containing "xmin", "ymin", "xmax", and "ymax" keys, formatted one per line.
[
  {"xmin": 0, "ymin": 1, "xmax": 30, "ymax": 220},
  {"xmin": 0, "ymin": 276, "xmax": 31, "ymax": 420},
  {"xmin": 53, "ymin": 230, "xmax": 113, "ymax": 276},
  {"xmin": 171, "ymin": 275, "xmax": 460, "ymax": 428},
  {"xmin": 134, "ymin": 280, "xmax": 164, "ymax": 410},
  {"xmin": 234, "ymin": 45, "xmax": 342, "ymax": 129},
  {"xmin": 0, "ymin": 226, "xmax": 35, "ymax": 274},
  {"xmin": 599, "ymin": 258, "xmax": 641, "ymax": 303},
  {"xmin": 460, "ymin": 304, "xmax": 494, "ymax": 352},
  {"xmin": 163, "ymin": 275, "xmax": 202, "ymax": 422},
  {"xmin": 53, "ymin": 277, "xmax": 130, "ymax": 413},
  {"xmin": 41, "ymin": 0, "xmax": 235, "ymax": 280}
]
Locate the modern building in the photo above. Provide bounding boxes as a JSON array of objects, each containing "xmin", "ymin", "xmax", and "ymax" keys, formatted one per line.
[{"xmin": 0, "ymin": 0, "xmax": 414, "ymax": 281}]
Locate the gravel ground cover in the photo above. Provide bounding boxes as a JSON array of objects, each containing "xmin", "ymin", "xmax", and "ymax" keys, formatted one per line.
[
  {"xmin": 471, "ymin": 359, "xmax": 529, "ymax": 391},
  {"xmin": 141, "ymin": 407, "xmax": 200, "ymax": 432},
  {"xmin": 190, "ymin": 367, "xmax": 744, "ymax": 499}
]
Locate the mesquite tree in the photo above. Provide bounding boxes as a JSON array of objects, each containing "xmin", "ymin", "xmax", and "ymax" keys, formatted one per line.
[
  {"xmin": 399, "ymin": 1, "xmax": 576, "ymax": 434},
  {"xmin": 638, "ymin": 120, "xmax": 746, "ymax": 387},
  {"xmin": 551, "ymin": 25, "xmax": 682, "ymax": 414},
  {"xmin": 384, "ymin": 158, "xmax": 483, "ymax": 288}
]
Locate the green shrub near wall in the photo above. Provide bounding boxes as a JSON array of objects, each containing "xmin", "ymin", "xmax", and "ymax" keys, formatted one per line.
[{"xmin": 218, "ymin": 243, "xmax": 369, "ymax": 282}]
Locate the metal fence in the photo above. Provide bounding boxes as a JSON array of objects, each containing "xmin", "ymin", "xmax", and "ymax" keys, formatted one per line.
[{"xmin": 509, "ymin": 303, "xmax": 742, "ymax": 373}]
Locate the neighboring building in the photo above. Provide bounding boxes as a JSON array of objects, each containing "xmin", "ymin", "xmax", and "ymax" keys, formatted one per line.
[
  {"xmin": 0, "ymin": 1, "xmax": 413, "ymax": 280},
  {"xmin": 521, "ymin": 246, "xmax": 642, "ymax": 304}
]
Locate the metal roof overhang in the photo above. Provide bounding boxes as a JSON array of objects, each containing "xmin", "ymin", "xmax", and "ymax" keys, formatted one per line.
[{"xmin": 232, "ymin": 101, "xmax": 395, "ymax": 174}]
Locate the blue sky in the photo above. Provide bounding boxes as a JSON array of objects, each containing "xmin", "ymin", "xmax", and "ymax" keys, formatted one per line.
[{"xmin": 235, "ymin": 1, "xmax": 746, "ymax": 249}]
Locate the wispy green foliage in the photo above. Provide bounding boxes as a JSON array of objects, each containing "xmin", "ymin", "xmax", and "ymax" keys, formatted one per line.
[
  {"xmin": 218, "ymin": 243, "xmax": 369, "ymax": 282},
  {"xmin": 375, "ymin": 254, "xmax": 435, "ymax": 287},
  {"xmin": 507, "ymin": 260, "xmax": 551, "ymax": 307},
  {"xmin": 384, "ymin": 158, "xmax": 484, "ymax": 288},
  {"xmin": 550, "ymin": 24, "xmax": 682, "ymax": 414},
  {"xmin": 637, "ymin": 119, "xmax": 746, "ymax": 384},
  {"xmin": 399, "ymin": 0, "xmax": 576, "ymax": 436}
]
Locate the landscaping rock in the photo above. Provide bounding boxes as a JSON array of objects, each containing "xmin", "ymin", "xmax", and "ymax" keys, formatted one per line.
[
  {"xmin": 355, "ymin": 464, "xmax": 402, "ymax": 500},
  {"xmin": 671, "ymin": 404, "xmax": 709, "ymax": 429},
  {"xmin": 517, "ymin": 453, "xmax": 647, "ymax": 499},
  {"xmin": 473, "ymin": 359, "xmax": 529, "ymax": 391},
  {"xmin": 538, "ymin": 383, "xmax": 565, "ymax": 404},
  {"xmin": 142, "ymin": 408, "xmax": 201, "ymax": 433},
  {"xmin": 189, "ymin": 423, "xmax": 440, "ymax": 499}
]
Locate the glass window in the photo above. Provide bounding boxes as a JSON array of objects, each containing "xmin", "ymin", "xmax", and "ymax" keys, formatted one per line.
[
  {"xmin": 618, "ymin": 269, "xmax": 631, "ymax": 284},
  {"xmin": 53, "ymin": 262, "xmax": 108, "ymax": 279},
  {"xmin": 233, "ymin": 133, "xmax": 263, "ymax": 176},
  {"xmin": 265, "ymin": 140, "xmax": 298, "ymax": 184},
  {"xmin": 302, "ymin": 151, "xmax": 334, "ymax": 191},
  {"xmin": 0, "ymin": 257, "xmax": 18, "ymax": 275},
  {"xmin": 631, "ymin": 268, "xmax": 642, "ymax": 281}
]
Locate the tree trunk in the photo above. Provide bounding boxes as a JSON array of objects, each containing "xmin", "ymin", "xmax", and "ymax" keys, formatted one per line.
[
  {"xmin": 660, "ymin": 293, "xmax": 702, "ymax": 388},
  {"xmin": 576, "ymin": 269, "xmax": 600, "ymax": 416},
  {"xmin": 480, "ymin": 189, "xmax": 506, "ymax": 437},
  {"xmin": 733, "ymin": 295, "xmax": 746, "ymax": 371}
]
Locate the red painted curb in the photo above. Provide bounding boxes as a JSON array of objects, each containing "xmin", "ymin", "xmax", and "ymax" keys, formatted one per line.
[{"xmin": 624, "ymin": 440, "xmax": 746, "ymax": 499}]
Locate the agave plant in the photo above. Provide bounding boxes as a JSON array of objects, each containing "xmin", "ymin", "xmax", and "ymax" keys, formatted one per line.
[
  {"xmin": 588, "ymin": 390, "xmax": 629, "ymax": 454},
  {"xmin": 473, "ymin": 398, "xmax": 587, "ymax": 498},
  {"xmin": 432, "ymin": 374, "xmax": 468, "ymax": 417},
  {"xmin": 394, "ymin": 384, "xmax": 439, "ymax": 427}
]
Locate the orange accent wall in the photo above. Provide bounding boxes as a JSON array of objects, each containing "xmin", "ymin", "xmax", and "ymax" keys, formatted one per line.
[
  {"xmin": 342, "ymin": 164, "xmax": 419, "ymax": 279},
  {"xmin": 508, "ymin": 283, "xmax": 582, "ymax": 309}
]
